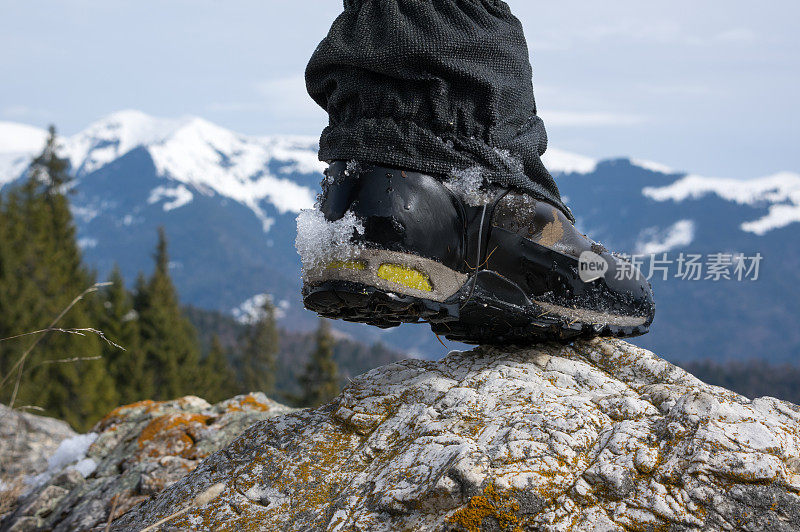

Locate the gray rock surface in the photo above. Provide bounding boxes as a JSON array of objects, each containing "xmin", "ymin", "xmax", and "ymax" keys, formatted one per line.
[
  {"xmin": 0, "ymin": 404, "xmax": 77, "ymax": 481},
  {"xmin": 0, "ymin": 404, "xmax": 77, "ymax": 519},
  {"xmin": 0, "ymin": 393, "xmax": 293, "ymax": 531},
  {"xmin": 110, "ymin": 339, "xmax": 800, "ymax": 531}
]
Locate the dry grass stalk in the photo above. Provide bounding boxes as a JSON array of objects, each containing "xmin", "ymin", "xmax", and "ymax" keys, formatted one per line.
[{"xmin": 0, "ymin": 282, "xmax": 119, "ymax": 408}]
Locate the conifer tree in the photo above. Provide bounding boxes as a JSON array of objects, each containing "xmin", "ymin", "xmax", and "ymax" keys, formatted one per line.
[
  {"xmin": 200, "ymin": 335, "xmax": 238, "ymax": 403},
  {"xmin": 297, "ymin": 319, "xmax": 339, "ymax": 407},
  {"xmin": 135, "ymin": 227, "xmax": 202, "ymax": 399},
  {"xmin": 100, "ymin": 265, "xmax": 150, "ymax": 403},
  {"xmin": 0, "ymin": 191, "xmax": 26, "ymax": 379},
  {"xmin": 133, "ymin": 272, "xmax": 149, "ymax": 312},
  {"xmin": 0, "ymin": 126, "xmax": 116, "ymax": 430},
  {"xmin": 240, "ymin": 299, "xmax": 278, "ymax": 394},
  {"xmin": 30, "ymin": 125, "xmax": 71, "ymax": 194}
]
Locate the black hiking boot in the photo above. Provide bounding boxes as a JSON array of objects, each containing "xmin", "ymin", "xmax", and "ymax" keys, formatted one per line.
[{"xmin": 298, "ymin": 161, "xmax": 655, "ymax": 345}]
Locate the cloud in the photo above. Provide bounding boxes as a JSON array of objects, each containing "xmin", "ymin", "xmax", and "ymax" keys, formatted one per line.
[
  {"xmin": 710, "ymin": 28, "xmax": 757, "ymax": 44},
  {"xmin": 639, "ymin": 84, "xmax": 714, "ymax": 97},
  {"xmin": 679, "ymin": 27, "xmax": 758, "ymax": 46},
  {"xmin": 213, "ymin": 78, "xmax": 647, "ymax": 132},
  {"xmin": 205, "ymin": 102, "xmax": 262, "ymax": 112},
  {"xmin": 254, "ymin": 76, "xmax": 323, "ymax": 120},
  {"xmin": 203, "ymin": 75, "xmax": 326, "ymax": 133},
  {"xmin": 540, "ymin": 110, "xmax": 646, "ymax": 127},
  {"xmin": 527, "ymin": 21, "xmax": 684, "ymax": 50},
  {"xmin": 2, "ymin": 105, "xmax": 48, "ymax": 118},
  {"xmin": 526, "ymin": 19, "xmax": 757, "ymax": 50},
  {"xmin": 205, "ymin": 76, "xmax": 325, "ymax": 127}
]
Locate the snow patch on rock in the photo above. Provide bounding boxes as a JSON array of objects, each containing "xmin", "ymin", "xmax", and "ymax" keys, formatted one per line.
[
  {"xmin": 0, "ymin": 403, "xmax": 77, "ymax": 487},
  {"xmin": 44, "ymin": 434, "xmax": 98, "ymax": 475},
  {"xmin": 30, "ymin": 433, "xmax": 98, "ymax": 487},
  {"xmin": 2, "ymin": 394, "xmax": 295, "ymax": 531}
]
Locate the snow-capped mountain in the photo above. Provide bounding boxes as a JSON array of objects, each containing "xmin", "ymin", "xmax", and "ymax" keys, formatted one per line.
[
  {"xmin": 643, "ymin": 172, "xmax": 800, "ymax": 236},
  {"xmin": 0, "ymin": 121, "xmax": 49, "ymax": 185},
  {"xmin": 2, "ymin": 111, "xmax": 322, "ymax": 232},
  {"xmin": 1, "ymin": 111, "xmax": 798, "ymax": 362}
]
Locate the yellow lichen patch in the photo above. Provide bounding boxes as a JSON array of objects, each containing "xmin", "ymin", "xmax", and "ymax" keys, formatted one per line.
[
  {"xmin": 136, "ymin": 413, "xmax": 212, "ymax": 459},
  {"xmin": 267, "ymin": 427, "xmax": 363, "ymax": 516},
  {"xmin": 326, "ymin": 260, "xmax": 366, "ymax": 270},
  {"xmin": 225, "ymin": 394, "xmax": 271, "ymax": 413},
  {"xmin": 458, "ymin": 416, "xmax": 486, "ymax": 440},
  {"xmin": 94, "ymin": 399, "xmax": 162, "ymax": 431},
  {"xmin": 377, "ymin": 263, "xmax": 432, "ymax": 292},
  {"xmin": 448, "ymin": 484, "xmax": 523, "ymax": 532}
]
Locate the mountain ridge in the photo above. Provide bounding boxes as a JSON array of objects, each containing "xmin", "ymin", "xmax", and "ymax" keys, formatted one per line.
[
  {"xmin": 5, "ymin": 111, "xmax": 798, "ymax": 241},
  {"xmin": 1, "ymin": 111, "xmax": 798, "ymax": 361}
]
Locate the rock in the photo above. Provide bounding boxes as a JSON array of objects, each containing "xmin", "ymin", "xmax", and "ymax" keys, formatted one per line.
[
  {"xmin": 0, "ymin": 404, "xmax": 77, "ymax": 520},
  {"xmin": 0, "ymin": 404, "xmax": 77, "ymax": 481},
  {"xmin": 0, "ymin": 393, "xmax": 293, "ymax": 531},
  {"xmin": 110, "ymin": 339, "xmax": 800, "ymax": 531}
]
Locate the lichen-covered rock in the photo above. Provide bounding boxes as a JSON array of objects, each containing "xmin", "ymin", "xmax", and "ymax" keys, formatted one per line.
[
  {"xmin": 0, "ymin": 404, "xmax": 77, "ymax": 481},
  {"xmin": 0, "ymin": 404, "xmax": 78, "ymax": 520},
  {"xmin": 1, "ymin": 393, "xmax": 293, "ymax": 531},
  {"xmin": 112, "ymin": 339, "xmax": 800, "ymax": 531}
]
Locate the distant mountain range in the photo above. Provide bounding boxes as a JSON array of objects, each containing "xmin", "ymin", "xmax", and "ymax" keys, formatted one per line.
[{"xmin": 1, "ymin": 111, "xmax": 798, "ymax": 362}]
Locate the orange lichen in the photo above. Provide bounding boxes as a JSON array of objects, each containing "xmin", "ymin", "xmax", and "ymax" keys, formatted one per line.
[
  {"xmin": 225, "ymin": 395, "xmax": 271, "ymax": 413},
  {"xmin": 123, "ymin": 399, "xmax": 160, "ymax": 410},
  {"xmin": 136, "ymin": 413, "xmax": 212, "ymax": 459},
  {"xmin": 266, "ymin": 426, "xmax": 361, "ymax": 514},
  {"xmin": 94, "ymin": 399, "xmax": 162, "ymax": 431},
  {"xmin": 448, "ymin": 484, "xmax": 523, "ymax": 532}
]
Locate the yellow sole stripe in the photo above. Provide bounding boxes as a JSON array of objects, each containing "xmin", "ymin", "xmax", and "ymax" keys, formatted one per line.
[
  {"xmin": 326, "ymin": 260, "xmax": 366, "ymax": 271},
  {"xmin": 376, "ymin": 263, "xmax": 433, "ymax": 292}
]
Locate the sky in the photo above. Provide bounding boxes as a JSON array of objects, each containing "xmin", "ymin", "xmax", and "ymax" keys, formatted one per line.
[{"xmin": 1, "ymin": 0, "xmax": 798, "ymax": 179}]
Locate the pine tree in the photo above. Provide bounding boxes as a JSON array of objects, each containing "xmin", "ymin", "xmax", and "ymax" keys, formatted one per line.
[
  {"xmin": 200, "ymin": 335, "xmax": 237, "ymax": 403},
  {"xmin": 135, "ymin": 227, "xmax": 202, "ymax": 400},
  {"xmin": 240, "ymin": 299, "xmax": 278, "ymax": 394},
  {"xmin": 133, "ymin": 272, "xmax": 148, "ymax": 312},
  {"xmin": 0, "ymin": 126, "xmax": 116, "ymax": 430},
  {"xmin": 297, "ymin": 319, "xmax": 340, "ymax": 407},
  {"xmin": 100, "ymin": 265, "xmax": 150, "ymax": 403},
  {"xmin": 30, "ymin": 125, "xmax": 71, "ymax": 194}
]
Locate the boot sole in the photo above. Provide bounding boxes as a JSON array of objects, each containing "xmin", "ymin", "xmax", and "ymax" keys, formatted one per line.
[{"xmin": 302, "ymin": 250, "xmax": 650, "ymax": 346}]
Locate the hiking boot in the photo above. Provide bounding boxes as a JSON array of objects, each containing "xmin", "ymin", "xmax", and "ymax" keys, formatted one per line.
[{"xmin": 299, "ymin": 161, "xmax": 655, "ymax": 345}]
